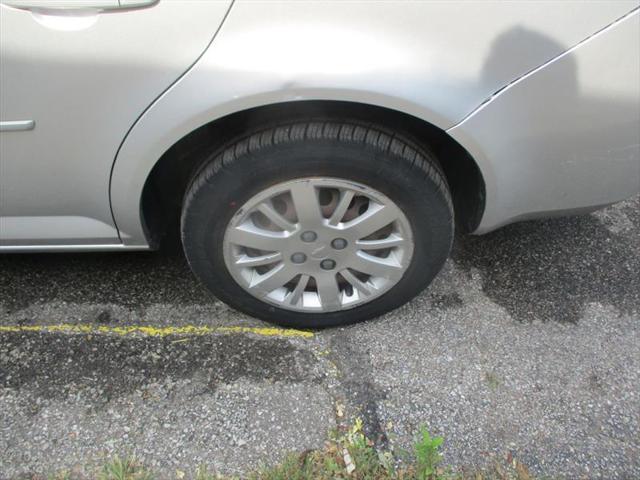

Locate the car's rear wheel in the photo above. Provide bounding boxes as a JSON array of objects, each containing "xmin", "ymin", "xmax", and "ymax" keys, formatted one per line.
[{"xmin": 181, "ymin": 121, "xmax": 453, "ymax": 328}]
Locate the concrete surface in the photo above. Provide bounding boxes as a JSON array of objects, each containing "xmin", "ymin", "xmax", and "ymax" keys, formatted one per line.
[{"xmin": 1, "ymin": 196, "xmax": 638, "ymax": 479}]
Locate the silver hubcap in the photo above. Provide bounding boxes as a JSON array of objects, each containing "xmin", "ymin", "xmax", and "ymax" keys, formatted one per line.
[{"xmin": 223, "ymin": 178, "xmax": 414, "ymax": 313}]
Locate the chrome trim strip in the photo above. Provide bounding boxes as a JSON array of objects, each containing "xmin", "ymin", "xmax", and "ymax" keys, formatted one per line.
[{"xmin": 0, "ymin": 120, "xmax": 35, "ymax": 132}]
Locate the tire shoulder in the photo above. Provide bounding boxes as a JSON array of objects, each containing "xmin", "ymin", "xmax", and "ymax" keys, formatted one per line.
[{"xmin": 184, "ymin": 120, "xmax": 453, "ymax": 220}]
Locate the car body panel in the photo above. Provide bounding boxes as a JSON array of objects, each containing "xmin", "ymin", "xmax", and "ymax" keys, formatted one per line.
[
  {"xmin": 449, "ymin": 9, "xmax": 640, "ymax": 233},
  {"xmin": 110, "ymin": 0, "xmax": 639, "ymax": 246},
  {"xmin": 0, "ymin": 0, "xmax": 232, "ymax": 246}
]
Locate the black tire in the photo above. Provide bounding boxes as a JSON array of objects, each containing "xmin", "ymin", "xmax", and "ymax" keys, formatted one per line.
[{"xmin": 181, "ymin": 121, "xmax": 453, "ymax": 328}]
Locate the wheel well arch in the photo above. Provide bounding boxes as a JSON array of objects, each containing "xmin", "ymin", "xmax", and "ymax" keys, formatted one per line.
[{"xmin": 140, "ymin": 100, "xmax": 485, "ymax": 248}]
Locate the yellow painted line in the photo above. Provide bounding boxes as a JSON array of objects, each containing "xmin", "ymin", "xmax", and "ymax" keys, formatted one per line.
[{"xmin": 0, "ymin": 324, "xmax": 313, "ymax": 339}]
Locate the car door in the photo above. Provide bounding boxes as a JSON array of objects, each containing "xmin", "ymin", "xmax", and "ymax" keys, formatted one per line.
[{"xmin": 0, "ymin": 0, "xmax": 231, "ymax": 248}]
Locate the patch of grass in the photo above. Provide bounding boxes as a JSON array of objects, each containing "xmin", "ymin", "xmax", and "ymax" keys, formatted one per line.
[
  {"xmin": 97, "ymin": 455, "xmax": 153, "ymax": 480},
  {"xmin": 485, "ymin": 371, "xmax": 501, "ymax": 390},
  {"xmin": 193, "ymin": 465, "xmax": 223, "ymax": 480},
  {"xmin": 244, "ymin": 418, "xmax": 392, "ymax": 480},
  {"xmin": 47, "ymin": 421, "xmax": 537, "ymax": 480},
  {"xmin": 47, "ymin": 472, "xmax": 72, "ymax": 480},
  {"xmin": 233, "ymin": 420, "xmax": 534, "ymax": 480}
]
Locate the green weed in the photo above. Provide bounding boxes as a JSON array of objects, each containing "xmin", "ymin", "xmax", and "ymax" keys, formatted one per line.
[
  {"xmin": 97, "ymin": 455, "xmax": 153, "ymax": 480},
  {"xmin": 413, "ymin": 427, "xmax": 444, "ymax": 479}
]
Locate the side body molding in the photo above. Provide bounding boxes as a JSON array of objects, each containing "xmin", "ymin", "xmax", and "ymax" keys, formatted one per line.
[{"xmin": 111, "ymin": 0, "xmax": 639, "ymax": 246}]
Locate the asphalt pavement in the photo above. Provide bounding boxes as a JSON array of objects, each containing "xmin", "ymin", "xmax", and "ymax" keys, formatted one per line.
[{"xmin": 1, "ymin": 196, "xmax": 638, "ymax": 479}]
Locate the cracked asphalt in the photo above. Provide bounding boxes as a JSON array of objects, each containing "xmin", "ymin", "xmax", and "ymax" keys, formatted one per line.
[{"xmin": 1, "ymin": 196, "xmax": 639, "ymax": 479}]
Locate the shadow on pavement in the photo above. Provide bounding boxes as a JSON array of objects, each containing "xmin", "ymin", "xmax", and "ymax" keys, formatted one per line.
[
  {"xmin": 453, "ymin": 204, "xmax": 639, "ymax": 323},
  {"xmin": 0, "ymin": 247, "xmax": 206, "ymax": 315},
  {"xmin": 2, "ymin": 201, "xmax": 638, "ymax": 324}
]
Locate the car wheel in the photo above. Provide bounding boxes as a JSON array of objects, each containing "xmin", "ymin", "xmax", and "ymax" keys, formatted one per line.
[{"xmin": 181, "ymin": 121, "xmax": 453, "ymax": 328}]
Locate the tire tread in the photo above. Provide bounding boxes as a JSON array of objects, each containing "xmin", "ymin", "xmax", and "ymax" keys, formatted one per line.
[{"xmin": 184, "ymin": 120, "xmax": 453, "ymax": 217}]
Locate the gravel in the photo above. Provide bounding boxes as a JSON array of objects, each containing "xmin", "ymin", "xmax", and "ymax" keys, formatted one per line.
[{"xmin": 1, "ymin": 196, "xmax": 638, "ymax": 479}]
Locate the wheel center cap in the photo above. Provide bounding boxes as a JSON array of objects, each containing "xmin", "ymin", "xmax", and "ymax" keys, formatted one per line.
[{"xmin": 310, "ymin": 245, "xmax": 328, "ymax": 259}]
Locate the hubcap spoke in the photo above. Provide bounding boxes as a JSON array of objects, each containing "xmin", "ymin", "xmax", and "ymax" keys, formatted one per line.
[
  {"xmin": 235, "ymin": 252, "xmax": 283, "ymax": 267},
  {"xmin": 328, "ymin": 190, "xmax": 355, "ymax": 226},
  {"xmin": 289, "ymin": 182, "xmax": 324, "ymax": 224},
  {"xmin": 355, "ymin": 233, "xmax": 405, "ymax": 250},
  {"xmin": 340, "ymin": 269, "xmax": 373, "ymax": 297},
  {"xmin": 227, "ymin": 223, "xmax": 287, "ymax": 251},
  {"xmin": 249, "ymin": 263, "xmax": 296, "ymax": 297},
  {"xmin": 343, "ymin": 203, "xmax": 398, "ymax": 238},
  {"xmin": 348, "ymin": 251, "xmax": 403, "ymax": 279},
  {"xmin": 316, "ymin": 273, "xmax": 342, "ymax": 310},
  {"xmin": 257, "ymin": 202, "xmax": 296, "ymax": 232},
  {"xmin": 287, "ymin": 274, "xmax": 310, "ymax": 306}
]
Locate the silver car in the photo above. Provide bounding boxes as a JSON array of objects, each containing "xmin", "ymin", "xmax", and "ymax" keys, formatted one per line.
[{"xmin": 1, "ymin": 0, "xmax": 639, "ymax": 327}]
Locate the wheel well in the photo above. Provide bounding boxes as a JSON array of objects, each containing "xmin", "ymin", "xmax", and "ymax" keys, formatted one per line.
[{"xmin": 141, "ymin": 101, "xmax": 485, "ymax": 248}]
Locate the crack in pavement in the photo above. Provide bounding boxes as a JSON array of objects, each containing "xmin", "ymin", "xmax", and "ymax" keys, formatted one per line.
[{"xmin": 325, "ymin": 334, "xmax": 390, "ymax": 448}]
